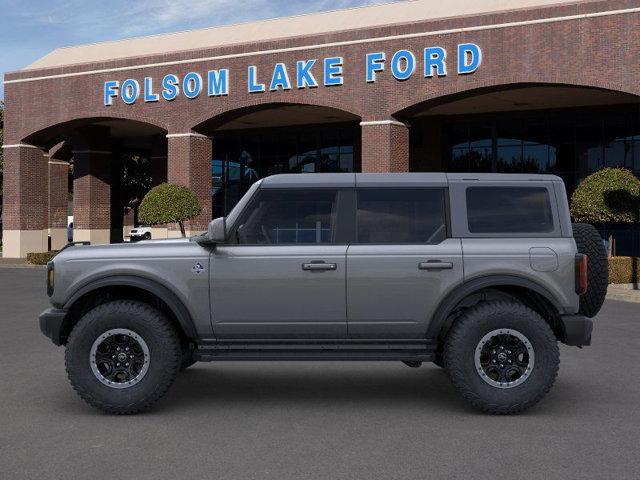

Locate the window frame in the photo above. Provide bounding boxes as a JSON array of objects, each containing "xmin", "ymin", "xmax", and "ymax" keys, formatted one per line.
[
  {"xmin": 226, "ymin": 187, "xmax": 352, "ymax": 246},
  {"xmin": 352, "ymin": 187, "xmax": 451, "ymax": 245}
]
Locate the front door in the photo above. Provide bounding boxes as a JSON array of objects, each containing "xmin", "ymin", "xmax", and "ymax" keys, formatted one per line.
[
  {"xmin": 346, "ymin": 187, "xmax": 463, "ymax": 338},
  {"xmin": 210, "ymin": 188, "xmax": 349, "ymax": 339}
]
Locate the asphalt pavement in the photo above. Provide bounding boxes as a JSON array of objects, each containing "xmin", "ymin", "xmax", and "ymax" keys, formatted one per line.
[{"xmin": 1, "ymin": 267, "xmax": 639, "ymax": 480}]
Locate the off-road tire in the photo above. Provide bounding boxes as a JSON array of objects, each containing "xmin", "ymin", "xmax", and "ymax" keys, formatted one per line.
[
  {"xmin": 572, "ymin": 223, "xmax": 608, "ymax": 318},
  {"xmin": 444, "ymin": 301, "xmax": 559, "ymax": 414},
  {"xmin": 65, "ymin": 300, "xmax": 181, "ymax": 414}
]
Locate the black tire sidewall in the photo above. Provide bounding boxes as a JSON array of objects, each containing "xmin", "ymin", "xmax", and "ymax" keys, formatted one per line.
[
  {"xmin": 65, "ymin": 301, "xmax": 181, "ymax": 412},
  {"xmin": 445, "ymin": 302, "xmax": 559, "ymax": 413}
]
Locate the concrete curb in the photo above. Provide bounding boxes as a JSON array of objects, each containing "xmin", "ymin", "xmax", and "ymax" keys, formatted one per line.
[{"xmin": 607, "ymin": 286, "xmax": 640, "ymax": 304}]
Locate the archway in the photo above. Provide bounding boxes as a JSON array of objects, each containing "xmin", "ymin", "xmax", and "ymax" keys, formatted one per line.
[
  {"xmin": 397, "ymin": 83, "xmax": 640, "ymax": 254},
  {"xmin": 23, "ymin": 117, "xmax": 167, "ymax": 247},
  {"xmin": 193, "ymin": 103, "xmax": 361, "ymax": 217}
]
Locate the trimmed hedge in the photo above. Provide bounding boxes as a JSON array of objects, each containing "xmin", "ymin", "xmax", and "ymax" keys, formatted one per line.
[
  {"xmin": 27, "ymin": 251, "xmax": 58, "ymax": 265},
  {"xmin": 571, "ymin": 168, "xmax": 640, "ymax": 224},
  {"xmin": 608, "ymin": 256, "xmax": 640, "ymax": 284}
]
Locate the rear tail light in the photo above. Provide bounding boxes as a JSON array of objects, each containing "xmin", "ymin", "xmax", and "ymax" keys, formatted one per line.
[{"xmin": 575, "ymin": 254, "xmax": 588, "ymax": 295}]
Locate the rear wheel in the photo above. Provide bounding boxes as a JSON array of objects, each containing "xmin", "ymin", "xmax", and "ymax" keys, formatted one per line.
[
  {"xmin": 65, "ymin": 300, "xmax": 182, "ymax": 414},
  {"xmin": 572, "ymin": 223, "xmax": 608, "ymax": 318},
  {"xmin": 444, "ymin": 301, "xmax": 559, "ymax": 414}
]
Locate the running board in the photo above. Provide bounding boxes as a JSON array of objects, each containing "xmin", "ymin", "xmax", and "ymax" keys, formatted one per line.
[{"xmin": 194, "ymin": 340, "xmax": 436, "ymax": 362}]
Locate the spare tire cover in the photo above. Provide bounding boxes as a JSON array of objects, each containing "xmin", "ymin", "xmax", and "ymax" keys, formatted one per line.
[{"xmin": 572, "ymin": 223, "xmax": 608, "ymax": 318}]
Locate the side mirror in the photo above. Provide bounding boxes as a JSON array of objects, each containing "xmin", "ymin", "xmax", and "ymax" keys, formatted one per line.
[{"xmin": 207, "ymin": 217, "xmax": 226, "ymax": 243}]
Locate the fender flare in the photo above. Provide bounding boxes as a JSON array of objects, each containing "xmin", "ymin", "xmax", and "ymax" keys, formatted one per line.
[
  {"xmin": 62, "ymin": 275, "xmax": 197, "ymax": 339},
  {"xmin": 426, "ymin": 274, "xmax": 564, "ymax": 339}
]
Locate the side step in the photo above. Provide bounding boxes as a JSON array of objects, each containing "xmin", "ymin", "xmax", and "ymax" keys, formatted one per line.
[{"xmin": 193, "ymin": 340, "xmax": 437, "ymax": 362}]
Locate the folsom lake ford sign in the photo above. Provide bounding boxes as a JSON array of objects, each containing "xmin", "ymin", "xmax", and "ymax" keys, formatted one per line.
[{"xmin": 103, "ymin": 43, "xmax": 482, "ymax": 106}]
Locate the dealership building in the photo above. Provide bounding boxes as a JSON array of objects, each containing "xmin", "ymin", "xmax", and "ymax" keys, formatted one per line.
[{"xmin": 2, "ymin": 0, "xmax": 640, "ymax": 257}]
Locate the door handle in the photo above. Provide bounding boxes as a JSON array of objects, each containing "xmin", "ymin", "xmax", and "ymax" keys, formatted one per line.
[
  {"xmin": 302, "ymin": 262, "xmax": 337, "ymax": 271},
  {"xmin": 419, "ymin": 261, "xmax": 453, "ymax": 270}
]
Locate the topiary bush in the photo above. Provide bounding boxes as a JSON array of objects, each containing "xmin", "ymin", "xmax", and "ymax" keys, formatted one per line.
[
  {"xmin": 571, "ymin": 168, "xmax": 640, "ymax": 224},
  {"xmin": 138, "ymin": 183, "xmax": 202, "ymax": 237},
  {"xmin": 571, "ymin": 168, "xmax": 640, "ymax": 256}
]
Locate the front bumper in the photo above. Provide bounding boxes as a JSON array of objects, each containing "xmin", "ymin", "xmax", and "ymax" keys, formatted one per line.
[
  {"xmin": 559, "ymin": 314, "xmax": 593, "ymax": 346},
  {"xmin": 39, "ymin": 308, "xmax": 68, "ymax": 346}
]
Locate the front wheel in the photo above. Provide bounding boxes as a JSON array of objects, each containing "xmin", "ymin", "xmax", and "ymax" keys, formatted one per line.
[
  {"xmin": 65, "ymin": 300, "xmax": 182, "ymax": 414},
  {"xmin": 444, "ymin": 301, "xmax": 559, "ymax": 414}
]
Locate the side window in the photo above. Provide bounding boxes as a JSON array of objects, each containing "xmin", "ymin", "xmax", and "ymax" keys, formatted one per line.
[
  {"xmin": 356, "ymin": 189, "xmax": 447, "ymax": 244},
  {"xmin": 466, "ymin": 187, "xmax": 554, "ymax": 233},
  {"xmin": 235, "ymin": 189, "xmax": 338, "ymax": 244}
]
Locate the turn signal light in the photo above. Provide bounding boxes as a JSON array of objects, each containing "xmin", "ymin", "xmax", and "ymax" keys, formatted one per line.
[{"xmin": 575, "ymin": 254, "xmax": 588, "ymax": 295}]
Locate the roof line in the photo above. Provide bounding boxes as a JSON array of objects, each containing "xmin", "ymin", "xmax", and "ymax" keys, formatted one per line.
[{"xmin": 5, "ymin": 6, "xmax": 639, "ymax": 85}]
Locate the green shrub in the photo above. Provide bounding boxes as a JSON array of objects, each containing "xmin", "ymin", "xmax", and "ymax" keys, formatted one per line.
[
  {"xmin": 138, "ymin": 183, "xmax": 202, "ymax": 237},
  {"xmin": 570, "ymin": 168, "xmax": 640, "ymax": 224},
  {"xmin": 608, "ymin": 257, "xmax": 640, "ymax": 284},
  {"xmin": 27, "ymin": 251, "xmax": 58, "ymax": 265}
]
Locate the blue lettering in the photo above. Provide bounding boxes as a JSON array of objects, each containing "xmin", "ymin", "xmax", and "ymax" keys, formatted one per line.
[
  {"xmin": 103, "ymin": 80, "xmax": 119, "ymax": 106},
  {"xmin": 458, "ymin": 43, "xmax": 482, "ymax": 74},
  {"xmin": 121, "ymin": 79, "xmax": 140, "ymax": 104},
  {"xmin": 143, "ymin": 77, "xmax": 159, "ymax": 102},
  {"xmin": 183, "ymin": 72, "xmax": 203, "ymax": 99},
  {"xmin": 366, "ymin": 52, "xmax": 385, "ymax": 82},
  {"xmin": 248, "ymin": 66, "xmax": 265, "ymax": 93},
  {"xmin": 296, "ymin": 60, "xmax": 318, "ymax": 89},
  {"xmin": 208, "ymin": 69, "xmax": 229, "ymax": 96},
  {"xmin": 161, "ymin": 74, "xmax": 179, "ymax": 101},
  {"xmin": 390, "ymin": 50, "xmax": 415, "ymax": 81},
  {"xmin": 424, "ymin": 47, "xmax": 447, "ymax": 77},
  {"xmin": 324, "ymin": 57, "xmax": 343, "ymax": 86},
  {"xmin": 270, "ymin": 63, "xmax": 291, "ymax": 91}
]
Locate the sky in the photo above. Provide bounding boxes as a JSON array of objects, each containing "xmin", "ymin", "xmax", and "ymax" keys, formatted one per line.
[{"xmin": 0, "ymin": 0, "xmax": 399, "ymax": 100}]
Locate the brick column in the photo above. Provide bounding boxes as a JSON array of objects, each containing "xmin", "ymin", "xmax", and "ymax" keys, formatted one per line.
[
  {"xmin": 70, "ymin": 126, "xmax": 112, "ymax": 245},
  {"xmin": 150, "ymin": 134, "xmax": 168, "ymax": 187},
  {"xmin": 48, "ymin": 159, "xmax": 69, "ymax": 250},
  {"xmin": 166, "ymin": 133, "xmax": 212, "ymax": 236},
  {"xmin": 1, "ymin": 144, "xmax": 49, "ymax": 258},
  {"xmin": 360, "ymin": 120, "xmax": 410, "ymax": 173},
  {"xmin": 150, "ymin": 134, "xmax": 169, "ymax": 239}
]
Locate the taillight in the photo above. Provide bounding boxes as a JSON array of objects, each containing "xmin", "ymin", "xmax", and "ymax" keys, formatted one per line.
[
  {"xmin": 47, "ymin": 262, "xmax": 55, "ymax": 297},
  {"xmin": 575, "ymin": 254, "xmax": 588, "ymax": 295}
]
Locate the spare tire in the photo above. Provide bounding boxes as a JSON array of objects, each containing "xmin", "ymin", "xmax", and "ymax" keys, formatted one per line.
[{"xmin": 572, "ymin": 223, "xmax": 608, "ymax": 317}]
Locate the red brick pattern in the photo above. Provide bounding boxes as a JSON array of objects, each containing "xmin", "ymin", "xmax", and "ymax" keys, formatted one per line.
[
  {"xmin": 73, "ymin": 151, "xmax": 112, "ymax": 230},
  {"xmin": 167, "ymin": 135, "xmax": 212, "ymax": 231},
  {"xmin": 2, "ymin": 146, "xmax": 48, "ymax": 230},
  {"xmin": 48, "ymin": 161, "xmax": 68, "ymax": 229},
  {"xmin": 361, "ymin": 123, "xmax": 410, "ymax": 172}
]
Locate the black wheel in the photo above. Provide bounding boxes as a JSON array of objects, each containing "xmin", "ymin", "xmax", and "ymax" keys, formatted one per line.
[
  {"xmin": 65, "ymin": 300, "xmax": 182, "ymax": 414},
  {"xmin": 572, "ymin": 223, "xmax": 608, "ymax": 318},
  {"xmin": 444, "ymin": 301, "xmax": 559, "ymax": 414},
  {"xmin": 143, "ymin": 232, "xmax": 151, "ymax": 240}
]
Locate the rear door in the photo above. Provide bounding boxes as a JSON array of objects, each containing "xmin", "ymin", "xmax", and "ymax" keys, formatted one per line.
[{"xmin": 346, "ymin": 185, "xmax": 463, "ymax": 338}]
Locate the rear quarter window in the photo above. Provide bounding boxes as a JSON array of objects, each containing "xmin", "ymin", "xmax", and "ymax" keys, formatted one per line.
[{"xmin": 466, "ymin": 186, "xmax": 554, "ymax": 234}]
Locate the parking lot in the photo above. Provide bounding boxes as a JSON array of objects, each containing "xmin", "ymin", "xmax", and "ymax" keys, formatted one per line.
[{"xmin": 1, "ymin": 267, "xmax": 639, "ymax": 479}]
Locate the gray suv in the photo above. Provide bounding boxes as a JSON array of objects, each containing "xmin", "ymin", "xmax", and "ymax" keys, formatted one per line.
[{"xmin": 39, "ymin": 173, "xmax": 607, "ymax": 414}]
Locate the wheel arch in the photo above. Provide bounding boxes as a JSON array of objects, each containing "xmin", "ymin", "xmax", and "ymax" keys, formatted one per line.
[
  {"xmin": 428, "ymin": 275, "xmax": 564, "ymax": 341},
  {"xmin": 59, "ymin": 275, "xmax": 197, "ymax": 345}
]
